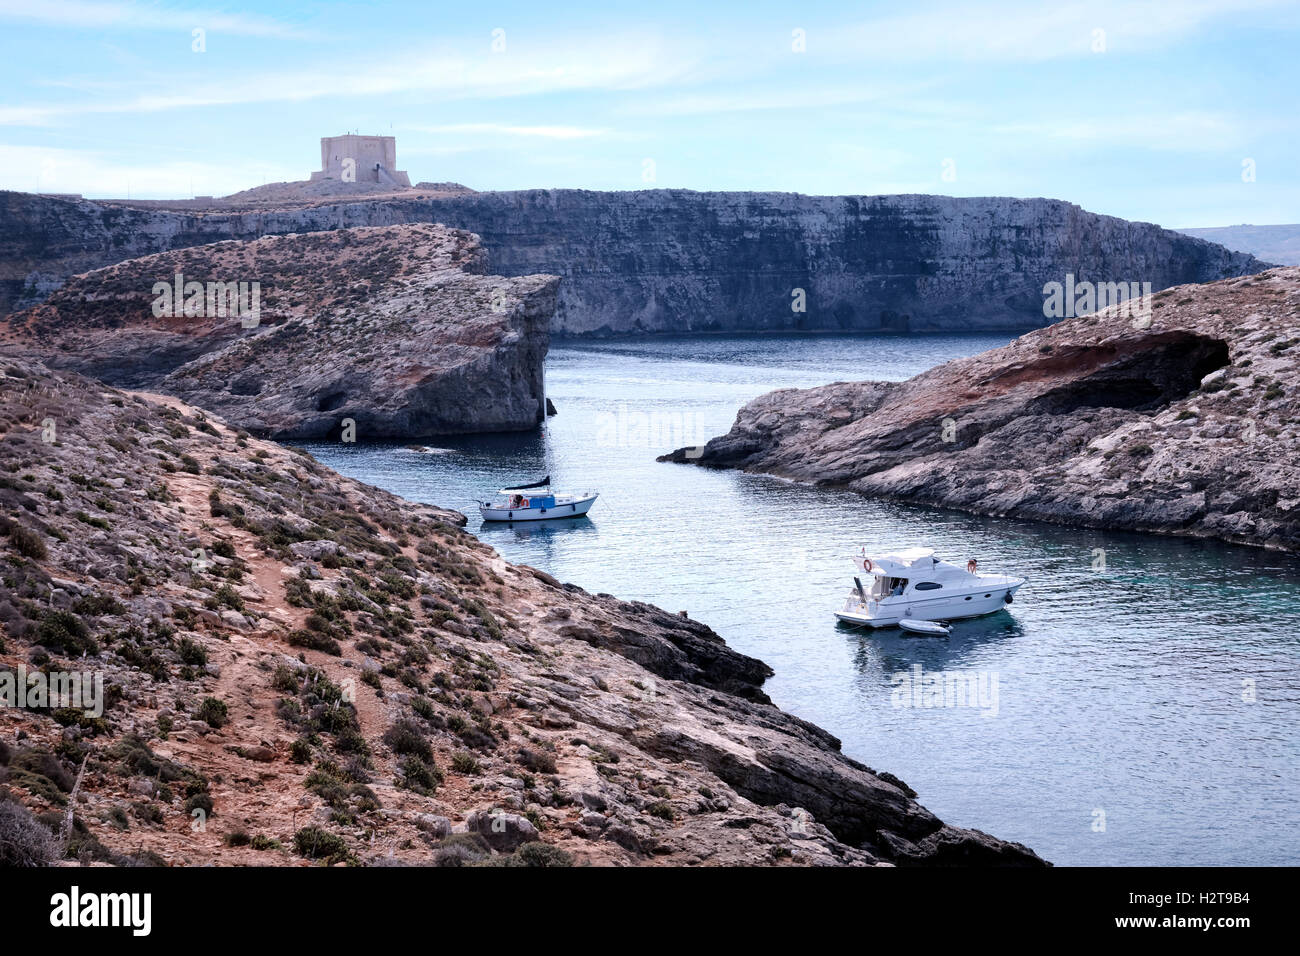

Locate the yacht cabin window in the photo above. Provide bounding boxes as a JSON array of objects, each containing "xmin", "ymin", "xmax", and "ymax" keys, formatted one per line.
[{"xmin": 872, "ymin": 576, "xmax": 909, "ymax": 597}]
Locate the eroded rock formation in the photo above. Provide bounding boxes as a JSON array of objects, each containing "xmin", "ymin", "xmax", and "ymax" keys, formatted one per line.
[
  {"xmin": 663, "ymin": 268, "xmax": 1300, "ymax": 552},
  {"xmin": 0, "ymin": 223, "xmax": 556, "ymax": 439}
]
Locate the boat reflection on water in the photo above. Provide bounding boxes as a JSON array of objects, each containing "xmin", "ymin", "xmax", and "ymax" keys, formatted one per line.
[
  {"xmin": 846, "ymin": 608, "xmax": 1028, "ymax": 679},
  {"xmin": 475, "ymin": 513, "xmax": 597, "ymax": 543}
]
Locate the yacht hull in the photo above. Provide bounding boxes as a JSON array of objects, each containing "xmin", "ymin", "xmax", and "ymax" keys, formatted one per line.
[{"xmin": 835, "ymin": 582, "xmax": 1023, "ymax": 627}]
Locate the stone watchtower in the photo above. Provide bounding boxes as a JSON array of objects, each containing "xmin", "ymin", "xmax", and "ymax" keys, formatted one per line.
[{"xmin": 310, "ymin": 135, "xmax": 411, "ymax": 186}]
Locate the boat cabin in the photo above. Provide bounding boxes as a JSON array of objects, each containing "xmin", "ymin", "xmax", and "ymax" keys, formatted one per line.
[
  {"xmin": 505, "ymin": 491, "xmax": 556, "ymax": 509},
  {"xmin": 853, "ymin": 547, "xmax": 972, "ymax": 598},
  {"xmin": 499, "ymin": 475, "xmax": 555, "ymax": 510}
]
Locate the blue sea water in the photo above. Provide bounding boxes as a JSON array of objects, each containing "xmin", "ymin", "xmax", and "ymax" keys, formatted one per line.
[{"xmin": 301, "ymin": 334, "xmax": 1300, "ymax": 865}]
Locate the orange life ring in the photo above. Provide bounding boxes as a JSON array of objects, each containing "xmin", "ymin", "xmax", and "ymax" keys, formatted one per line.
[
  {"xmin": 521, "ymin": 497, "xmax": 530, "ymax": 507},
  {"xmin": 863, "ymin": 557, "xmax": 873, "ymax": 572}
]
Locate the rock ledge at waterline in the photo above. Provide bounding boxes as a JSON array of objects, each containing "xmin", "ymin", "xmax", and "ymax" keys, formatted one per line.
[
  {"xmin": 0, "ymin": 223, "xmax": 556, "ymax": 439},
  {"xmin": 662, "ymin": 268, "xmax": 1300, "ymax": 553},
  {"xmin": 0, "ymin": 357, "xmax": 1044, "ymax": 866}
]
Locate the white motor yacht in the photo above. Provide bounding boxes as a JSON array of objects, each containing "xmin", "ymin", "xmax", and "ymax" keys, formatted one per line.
[{"xmin": 835, "ymin": 547, "xmax": 1024, "ymax": 627}]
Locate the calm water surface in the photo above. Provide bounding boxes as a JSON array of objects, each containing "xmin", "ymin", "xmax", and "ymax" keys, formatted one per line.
[{"xmin": 303, "ymin": 334, "xmax": 1300, "ymax": 865}]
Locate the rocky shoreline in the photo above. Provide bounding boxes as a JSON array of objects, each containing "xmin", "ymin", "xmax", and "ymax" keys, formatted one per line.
[
  {"xmin": 0, "ymin": 357, "xmax": 1045, "ymax": 866},
  {"xmin": 663, "ymin": 268, "xmax": 1300, "ymax": 553}
]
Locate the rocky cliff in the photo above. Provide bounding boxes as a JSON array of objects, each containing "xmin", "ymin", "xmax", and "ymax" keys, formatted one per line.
[
  {"xmin": 0, "ymin": 357, "xmax": 1044, "ymax": 866},
  {"xmin": 0, "ymin": 223, "xmax": 556, "ymax": 439},
  {"xmin": 1, "ymin": 189, "xmax": 1267, "ymax": 334},
  {"xmin": 662, "ymin": 268, "xmax": 1300, "ymax": 553},
  {"xmin": 422, "ymin": 191, "xmax": 1270, "ymax": 335}
]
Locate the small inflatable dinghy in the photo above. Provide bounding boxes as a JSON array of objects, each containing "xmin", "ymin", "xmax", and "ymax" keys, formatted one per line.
[{"xmin": 899, "ymin": 619, "xmax": 951, "ymax": 637}]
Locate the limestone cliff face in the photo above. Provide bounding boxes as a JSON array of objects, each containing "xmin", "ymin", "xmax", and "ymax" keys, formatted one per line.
[
  {"xmin": 421, "ymin": 191, "xmax": 1270, "ymax": 336},
  {"xmin": 663, "ymin": 267, "xmax": 1300, "ymax": 552},
  {"xmin": 0, "ymin": 223, "xmax": 556, "ymax": 439},
  {"xmin": 1, "ymin": 189, "xmax": 1267, "ymax": 334}
]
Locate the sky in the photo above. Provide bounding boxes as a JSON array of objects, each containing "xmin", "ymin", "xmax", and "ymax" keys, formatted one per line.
[{"xmin": 0, "ymin": 0, "xmax": 1296, "ymax": 228}]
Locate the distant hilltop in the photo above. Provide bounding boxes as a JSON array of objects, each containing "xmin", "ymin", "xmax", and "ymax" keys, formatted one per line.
[
  {"xmin": 42, "ymin": 134, "xmax": 472, "ymax": 212},
  {"xmin": 1177, "ymin": 224, "xmax": 1300, "ymax": 266},
  {"xmin": 203, "ymin": 178, "xmax": 474, "ymax": 208}
]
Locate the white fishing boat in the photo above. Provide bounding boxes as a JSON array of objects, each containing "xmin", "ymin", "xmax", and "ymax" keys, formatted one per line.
[
  {"xmin": 835, "ymin": 547, "xmax": 1024, "ymax": 628},
  {"xmin": 477, "ymin": 476, "xmax": 598, "ymax": 522}
]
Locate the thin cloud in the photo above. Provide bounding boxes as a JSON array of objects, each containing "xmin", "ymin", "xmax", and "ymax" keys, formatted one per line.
[
  {"xmin": 822, "ymin": 0, "xmax": 1291, "ymax": 62},
  {"xmin": 0, "ymin": 144, "xmax": 297, "ymax": 198},
  {"xmin": 0, "ymin": 0, "xmax": 314, "ymax": 39},
  {"xmin": 994, "ymin": 111, "xmax": 1244, "ymax": 151},
  {"xmin": 406, "ymin": 123, "xmax": 608, "ymax": 139},
  {"xmin": 621, "ymin": 81, "xmax": 940, "ymax": 117},
  {"xmin": 0, "ymin": 33, "xmax": 697, "ymax": 126}
]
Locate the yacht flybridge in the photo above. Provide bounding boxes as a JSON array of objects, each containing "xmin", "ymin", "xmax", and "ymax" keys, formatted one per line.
[
  {"xmin": 477, "ymin": 476, "xmax": 598, "ymax": 522},
  {"xmin": 835, "ymin": 548, "xmax": 1024, "ymax": 628}
]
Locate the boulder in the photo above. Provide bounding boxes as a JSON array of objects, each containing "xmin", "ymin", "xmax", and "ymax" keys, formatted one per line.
[{"xmin": 465, "ymin": 809, "xmax": 539, "ymax": 852}]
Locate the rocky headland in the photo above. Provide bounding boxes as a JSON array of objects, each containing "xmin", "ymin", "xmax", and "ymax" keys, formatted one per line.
[
  {"xmin": 1, "ymin": 188, "xmax": 1268, "ymax": 334},
  {"xmin": 663, "ymin": 268, "xmax": 1300, "ymax": 553},
  {"xmin": 0, "ymin": 357, "xmax": 1044, "ymax": 866},
  {"xmin": 0, "ymin": 223, "xmax": 556, "ymax": 439}
]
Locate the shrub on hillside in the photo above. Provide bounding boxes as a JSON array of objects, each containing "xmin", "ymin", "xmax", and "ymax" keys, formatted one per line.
[
  {"xmin": 503, "ymin": 842, "xmax": 574, "ymax": 868},
  {"xmin": 36, "ymin": 610, "xmax": 98, "ymax": 656},
  {"xmin": 178, "ymin": 637, "xmax": 208, "ymax": 666},
  {"xmin": 194, "ymin": 697, "xmax": 228, "ymax": 728},
  {"xmin": 432, "ymin": 832, "xmax": 491, "ymax": 867},
  {"xmin": 382, "ymin": 719, "xmax": 432, "ymax": 762},
  {"xmin": 293, "ymin": 826, "xmax": 349, "ymax": 861},
  {"xmin": 3, "ymin": 523, "xmax": 47, "ymax": 560},
  {"xmin": 0, "ymin": 797, "xmax": 60, "ymax": 867}
]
